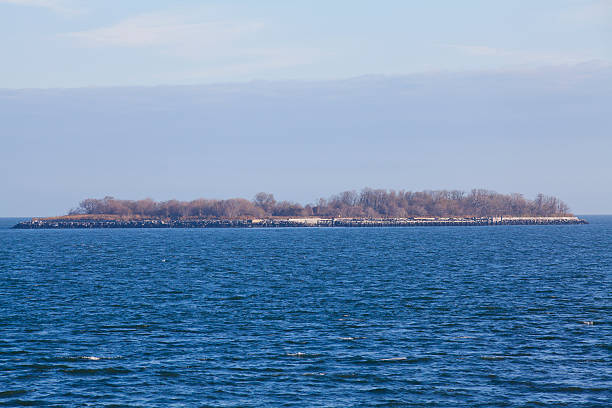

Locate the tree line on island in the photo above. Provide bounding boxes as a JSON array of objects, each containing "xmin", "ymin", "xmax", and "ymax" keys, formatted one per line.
[{"xmin": 69, "ymin": 189, "xmax": 571, "ymax": 219}]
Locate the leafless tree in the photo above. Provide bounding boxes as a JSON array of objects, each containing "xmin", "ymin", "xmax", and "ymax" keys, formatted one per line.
[{"xmin": 70, "ymin": 188, "xmax": 572, "ymax": 218}]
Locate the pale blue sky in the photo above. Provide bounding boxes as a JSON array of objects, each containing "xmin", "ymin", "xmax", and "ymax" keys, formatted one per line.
[
  {"xmin": 1, "ymin": 1, "xmax": 611, "ymax": 216},
  {"xmin": 1, "ymin": 0, "xmax": 610, "ymax": 87}
]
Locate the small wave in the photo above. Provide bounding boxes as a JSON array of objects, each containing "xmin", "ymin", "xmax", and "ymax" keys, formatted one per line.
[
  {"xmin": 158, "ymin": 370, "xmax": 180, "ymax": 378},
  {"xmin": 0, "ymin": 390, "xmax": 28, "ymax": 398},
  {"xmin": 285, "ymin": 352, "xmax": 323, "ymax": 358},
  {"xmin": 552, "ymin": 385, "xmax": 609, "ymax": 393},
  {"xmin": 339, "ymin": 324, "xmax": 368, "ymax": 329},
  {"xmin": 379, "ymin": 357, "xmax": 406, "ymax": 361},
  {"xmin": 338, "ymin": 336, "xmax": 366, "ymax": 341},
  {"xmin": 51, "ymin": 355, "xmax": 120, "ymax": 363},
  {"xmin": 0, "ymin": 350, "xmax": 28, "ymax": 356},
  {"xmin": 222, "ymin": 295, "xmax": 247, "ymax": 301},
  {"xmin": 62, "ymin": 367, "xmax": 132, "ymax": 376},
  {"xmin": 16, "ymin": 363, "xmax": 69, "ymax": 371},
  {"xmin": 480, "ymin": 355, "xmax": 508, "ymax": 360},
  {"xmin": 98, "ymin": 324, "xmax": 152, "ymax": 332},
  {"xmin": 0, "ymin": 399, "xmax": 46, "ymax": 406},
  {"xmin": 366, "ymin": 387, "xmax": 391, "ymax": 394},
  {"xmin": 302, "ymin": 372, "xmax": 325, "ymax": 376},
  {"xmin": 285, "ymin": 339, "xmax": 308, "ymax": 345},
  {"xmin": 349, "ymin": 355, "xmax": 431, "ymax": 364},
  {"xmin": 334, "ymin": 372, "xmax": 360, "ymax": 379},
  {"xmin": 596, "ymin": 343, "xmax": 612, "ymax": 351}
]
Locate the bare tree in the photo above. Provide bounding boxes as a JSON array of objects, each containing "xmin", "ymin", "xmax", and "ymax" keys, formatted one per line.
[{"xmin": 69, "ymin": 188, "xmax": 572, "ymax": 218}]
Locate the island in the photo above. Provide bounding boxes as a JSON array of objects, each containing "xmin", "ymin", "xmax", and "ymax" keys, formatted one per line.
[{"xmin": 13, "ymin": 189, "xmax": 588, "ymax": 229}]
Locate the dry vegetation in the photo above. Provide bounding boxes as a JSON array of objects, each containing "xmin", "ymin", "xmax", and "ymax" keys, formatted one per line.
[{"xmin": 63, "ymin": 189, "xmax": 571, "ymax": 219}]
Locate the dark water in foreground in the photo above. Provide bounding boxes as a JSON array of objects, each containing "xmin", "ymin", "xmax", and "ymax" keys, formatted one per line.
[{"xmin": 0, "ymin": 217, "xmax": 610, "ymax": 407}]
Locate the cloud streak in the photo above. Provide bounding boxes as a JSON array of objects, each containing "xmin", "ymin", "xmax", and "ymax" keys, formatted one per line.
[
  {"xmin": 444, "ymin": 44, "xmax": 599, "ymax": 66},
  {"xmin": 60, "ymin": 8, "xmax": 318, "ymax": 80},
  {"xmin": 63, "ymin": 10, "xmax": 263, "ymax": 53},
  {"xmin": 557, "ymin": 0, "xmax": 612, "ymax": 25},
  {"xmin": 0, "ymin": 0, "xmax": 81, "ymax": 14}
]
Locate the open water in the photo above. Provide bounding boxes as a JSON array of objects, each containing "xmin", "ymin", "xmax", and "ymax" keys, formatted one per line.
[{"xmin": 0, "ymin": 217, "xmax": 610, "ymax": 407}]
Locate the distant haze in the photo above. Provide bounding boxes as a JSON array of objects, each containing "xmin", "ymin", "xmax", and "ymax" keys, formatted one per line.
[{"xmin": 1, "ymin": 65, "xmax": 611, "ymax": 216}]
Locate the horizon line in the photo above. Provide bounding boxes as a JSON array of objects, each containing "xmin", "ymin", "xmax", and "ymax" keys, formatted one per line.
[{"xmin": 2, "ymin": 61, "xmax": 610, "ymax": 91}]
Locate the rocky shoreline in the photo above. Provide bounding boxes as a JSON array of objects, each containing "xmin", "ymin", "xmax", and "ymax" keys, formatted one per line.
[{"xmin": 12, "ymin": 216, "xmax": 587, "ymax": 229}]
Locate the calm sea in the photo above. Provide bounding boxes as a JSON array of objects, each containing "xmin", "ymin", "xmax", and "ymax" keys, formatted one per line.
[{"xmin": 1, "ymin": 217, "xmax": 610, "ymax": 407}]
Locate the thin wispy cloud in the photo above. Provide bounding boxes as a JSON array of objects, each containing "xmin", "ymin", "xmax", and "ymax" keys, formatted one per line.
[
  {"xmin": 557, "ymin": 0, "xmax": 612, "ymax": 25},
  {"xmin": 60, "ymin": 8, "xmax": 317, "ymax": 80},
  {"xmin": 0, "ymin": 0, "xmax": 82, "ymax": 15},
  {"xmin": 3, "ymin": 1, "xmax": 609, "ymax": 88},
  {"xmin": 444, "ymin": 44, "xmax": 597, "ymax": 66},
  {"xmin": 156, "ymin": 48, "xmax": 324, "ymax": 83},
  {"xmin": 449, "ymin": 45, "xmax": 512, "ymax": 57},
  {"xmin": 63, "ymin": 10, "xmax": 263, "ymax": 55}
]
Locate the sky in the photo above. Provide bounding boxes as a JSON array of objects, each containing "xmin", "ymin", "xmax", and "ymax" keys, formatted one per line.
[
  {"xmin": 1, "ymin": 0, "xmax": 611, "ymax": 215},
  {"xmin": 1, "ymin": 0, "xmax": 611, "ymax": 88}
]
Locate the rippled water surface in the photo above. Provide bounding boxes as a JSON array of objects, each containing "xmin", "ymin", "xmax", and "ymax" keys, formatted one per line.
[{"xmin": 1, "ymin": 217, "xmax": 610, "ymax": 407}]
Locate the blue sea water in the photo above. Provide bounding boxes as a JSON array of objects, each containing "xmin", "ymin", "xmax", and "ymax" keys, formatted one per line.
[{"xmin": 0, "ymin": 217, "xmax": 610, "ymax": 407}]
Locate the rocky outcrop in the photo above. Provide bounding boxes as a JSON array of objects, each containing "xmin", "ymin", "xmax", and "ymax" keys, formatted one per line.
[{"xmin": 12, "ymin": 216, "xmax": 587, "ymax": 229}]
